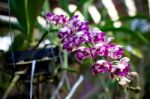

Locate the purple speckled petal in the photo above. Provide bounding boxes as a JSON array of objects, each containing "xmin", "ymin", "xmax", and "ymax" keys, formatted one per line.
[{"xmin": 92, "ymin": 60, "xmax": 112, "ymax": 75}]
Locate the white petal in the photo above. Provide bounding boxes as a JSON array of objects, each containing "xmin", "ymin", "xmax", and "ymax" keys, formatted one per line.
[
  {"xmin": 120, "ymin": 57, "xmax": 130, "ymax": 63},
  {"xmin": 78, "ymin": 46, "xmax": 86, "ymax": 51},
  {"xmin": 96, "ymin": 60, "xmax": 106, "ymax": 64},
  {"xmin": 94, "ymin": 43, "xmax": 104, "ymax": 47},
  {"xmin": 75, "ymin": 31, "xmax": 84, "ymax": 37},
  {"xmin": 93, "ymin": 27, "xmax": 100, "ymax": 32},
  {"xmin": 106, "ymin": 37, "xmax": 114, "ymax": 43},
  {"xmin": 60, "ymin": 27, "xmax": 69, "ymax": 32},
  {"xmin": 116, "ymin": 64, "xmax": 125, "ymax": 70}
]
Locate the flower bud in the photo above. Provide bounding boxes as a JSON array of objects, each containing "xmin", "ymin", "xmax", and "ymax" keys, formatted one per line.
[
  {"xmin": 118, "ymin": 77, "xmax": 131, "ymax": 87},
  {"xmin": 129, "ymin": 72, "xmax": 138, "ymax": 79},
  {"xmin": 119, "ymin": 80, "xmax": 128, "ymax": 87}
]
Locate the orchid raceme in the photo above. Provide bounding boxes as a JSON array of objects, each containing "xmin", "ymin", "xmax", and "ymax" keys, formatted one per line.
[{"xmin": 46, "ymin": 12, "xmax": 134, "ymax": 83}]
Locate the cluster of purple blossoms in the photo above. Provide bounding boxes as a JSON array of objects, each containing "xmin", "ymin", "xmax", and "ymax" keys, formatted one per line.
[
  {"xmin": 46, "ymin": 13, "xmax": 69, "ymax": 25},
  {"xmin": 46, "ymin": 12, "xmax": 132, "ymax": 82}
]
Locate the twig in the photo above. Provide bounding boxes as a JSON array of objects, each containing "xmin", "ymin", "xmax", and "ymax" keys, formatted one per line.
[
  {"xmin": 2, "ymin": 67, "xmax": 28, "ymax": 99},
  {"xmin": 64, "ymin": 73, "xmax": 71, "ymax": 90},
  {"xmin": 50, "ymin": 74, "xmax": 65, "ymax": 99},
  {"xmin": 62, "ymin": 51, "xmax": 71, "ymax": 90},
  {"xmin": 65, "ymin": 75, "xmax": 84, "ymax": 99},
  {"xmin": 2, "ymin": 74, "xmax": 20, "ymax": 99},
  {"xmin": 56, "ymin": 93, "xmax": 61, "ymax": 99}
]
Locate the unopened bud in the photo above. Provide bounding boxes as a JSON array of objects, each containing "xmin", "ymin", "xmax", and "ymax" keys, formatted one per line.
[
  {"xmin": 118, "ymin": 77, "xmax": 131, "ymax": 87},
  {"xmin": 122, "ymin": 77, "xmax": 131, "ymax": 83},
  {"xmin": 129, "ymin": 72, "xmax": 138, "ymax": 79},
  {"xmin": 119, "ymin": 80, "xmax": 127, "ymax": 87},
  {"xmin": 127, "ymin": 86, "xmax": 141, "ymax": 93}
]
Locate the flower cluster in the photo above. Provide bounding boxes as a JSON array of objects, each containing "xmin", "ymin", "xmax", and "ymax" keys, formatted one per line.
[
  {"xmin": 46, "ymin": 13, "xmax": 135, "ymax": 85},
  {"xmin": 46, "ymin": 13, "xmax": 68, "ymax": 25}
]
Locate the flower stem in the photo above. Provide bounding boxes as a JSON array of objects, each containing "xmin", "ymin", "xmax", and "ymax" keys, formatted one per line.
[
  {"xmin": 85, "ymin": 43, "xmax": 92, "ymax": 48},
  {"xmin": 63, "ymin": 50, "xmax": 68, "ymax": 68}
]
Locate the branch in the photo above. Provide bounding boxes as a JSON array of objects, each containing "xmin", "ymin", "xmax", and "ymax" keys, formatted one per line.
[
  {"xmin": 2, "ymin": 67, "xmax": 28, "ymax": 99},
  {"xmin": 2, "ymin": 74, "xmax": 20, "ymax": 99},
  {"xmin": 65, "ymin": 75, "xmax": 84, "ymax": 99},
  {"xmin": 50, "ymin": 73, "xmax": 65, "ymax": 99}
]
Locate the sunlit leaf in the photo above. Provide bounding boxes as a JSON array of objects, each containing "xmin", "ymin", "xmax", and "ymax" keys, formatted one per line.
[{"xmin": 125, "ymin": 45, "xmax": 143, "ymax": 59}]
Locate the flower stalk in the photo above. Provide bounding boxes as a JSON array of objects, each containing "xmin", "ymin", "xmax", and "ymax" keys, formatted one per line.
[{"xmin": 46, "ymin": 12, "xmax": 140, "ymax": 91}]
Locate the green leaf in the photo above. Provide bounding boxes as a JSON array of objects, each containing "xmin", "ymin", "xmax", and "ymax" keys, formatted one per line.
[
  {"xmin": 9, "ymin": 0, "xmax": 45, "ymax": 36},
  {"xmin": 43, "ymin": 0, "xmax": 50, "ymax": 13},
  {"xmin": 82, "ymin": 0, "xmax": 93, "ymax": 20},
  {"xmin": 59, "ymin": 0, "xmax": 71, "ymax": 17},
  {"xmin": 71, "ymin": 0, "xmax": 93, "ymax": 19},
  {"xmin": 98, "ymin": 26, "xmax": 149, "ymax": 44},
  {"xmin": 9, "ymin": 33, "xmax": 27, "ymax": 51}
]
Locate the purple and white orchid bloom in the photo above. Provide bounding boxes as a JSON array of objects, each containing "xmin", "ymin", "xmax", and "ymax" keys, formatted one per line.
[
  {"xmin": 46, "ymin": 12, "xmax": 133, "ymax": 81},
  {"xmin": 92, "ymin": 43, "xmax": 109, "ymax": 57},
  {"xmin": 91, "ymin": 28, "xmax": 106, "ymax": 43},
  {"xmin": 111, "ymin": 57, "xmax": 130, "ymax": 77},
  {"xmin": 74, "ymin": 47, "xmax": 90, "ymax": 62},
  {"xmin": 46, "ymin": 13, "xmax": 68, "ymax": 25},
  {"xmin": 47, "ymin": 14, "xmax": 90, "ymax": 51},
  {"xmin": 107, "ymin": 44, "xmax": 124, "ymax": 59},
  {"xmin": 92, "ymin": 60, "xmax": 112, "ymax": 75}
]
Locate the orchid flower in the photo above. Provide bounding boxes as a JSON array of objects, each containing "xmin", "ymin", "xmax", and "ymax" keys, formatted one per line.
[{"xmin": 46, "ymin": 13, "xmax": 138, "ymax": 89}]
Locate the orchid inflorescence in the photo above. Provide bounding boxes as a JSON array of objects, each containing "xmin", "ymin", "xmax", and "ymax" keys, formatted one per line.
[{"xmin": 46, "ymin": 12, "xmax": 139, "ymax": 88}]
